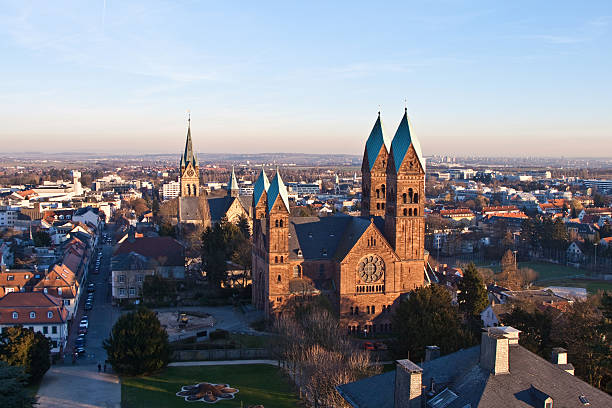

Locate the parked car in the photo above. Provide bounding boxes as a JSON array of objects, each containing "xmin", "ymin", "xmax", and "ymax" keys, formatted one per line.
[
  {"xmin": 75, "ymin": 347, "xmax": 86, "ymax": 356},
  {"xmin": 79, "ymin": 318, "xmax": 88, "ymax": 329},
  {"xmin": 87, "ymin": 283, "xmax": 95, "ymax": 292}
]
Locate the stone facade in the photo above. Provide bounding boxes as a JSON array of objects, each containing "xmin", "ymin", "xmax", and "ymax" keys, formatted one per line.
[{"xmin": 252, "ymin": 111, "xmax": 427, "ymax": 333}]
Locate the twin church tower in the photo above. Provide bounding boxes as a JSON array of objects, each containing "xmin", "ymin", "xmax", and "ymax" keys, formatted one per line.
[{"xmin": 178, "ymin": 109, "xmax": 426, "ymax": 332}]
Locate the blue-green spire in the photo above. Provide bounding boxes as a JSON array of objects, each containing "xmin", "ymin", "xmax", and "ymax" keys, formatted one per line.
[
  {"xmin": 267, "ymin": 168, "xmax": 290, "ymax": 213},
  {"xmin": 363, "ymin": 112, "xmax": 390, "ymax": 171},
  {"xmin": 390, "ymin": 109, "xmax": 425, "ymax": 173},
  {"xmin": 253, "ymin": 166, "xmax": 270, "ymax": 207}
]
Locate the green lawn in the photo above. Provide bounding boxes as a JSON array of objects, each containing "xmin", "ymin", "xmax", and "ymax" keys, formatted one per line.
[
  {"xmin": 122, "ymin": 364, "xmax": 300, "ymax": 408},
  {"xmin": 476, "ymin": 261, "xmax": 588, "ymax": 281},
  {"xmin": 535, "ymin": 278, "xmax": 612, "ymax": 294}
]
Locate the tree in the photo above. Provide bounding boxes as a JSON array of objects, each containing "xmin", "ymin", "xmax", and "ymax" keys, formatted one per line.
[
  {"xmin": 0, "ymin": 326, "xmax": 51, "ymax": 383},
  {"xmin": 0, "ymin": 361, "xmax": 37, "ymax": 408},
  {"xmin": 391, "ymin": 285, "xmax": 474, "ymax": 361},
  {"xmin": 103, "ymin": 307, "xmax": 170, "ymax": 376},
  {"xmin": 201, "ymin": 219, "xmax": 247, "ymax": 288},
  {"xmin": 457, "ymin": 263, "xmax": 488, "ymax": 317},
  {"xmin": 32, "ymin": 230, "xmax": 51, "ymax": 247},
  {"xmin": 142, "ymin": 275, "xmax": 177, "ymax": 306},
  {"xmin": 500, "ymin": 249, "xmax": 516, "ymax": 272},
  {"xmin": 237, "ymin": 215, "xmax": 251, "ymax": 239},
  {"xmin": 503, "ymin": 306, "xmax": 556, "ymax": 356}
]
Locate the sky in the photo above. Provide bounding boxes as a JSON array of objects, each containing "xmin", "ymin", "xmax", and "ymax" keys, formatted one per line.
[{"xmin": 0, "ymin": 1, "xmax": 611, "ymax": 157}]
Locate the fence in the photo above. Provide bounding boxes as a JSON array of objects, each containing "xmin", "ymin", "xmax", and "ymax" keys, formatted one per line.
[{"xmin": 172, "ymin": 348, "xmax": 270, "ymax": 362}]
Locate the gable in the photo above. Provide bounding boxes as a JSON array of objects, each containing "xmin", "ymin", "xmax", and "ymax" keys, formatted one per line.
[
  {"xmin": 396, "ymin": 144, "xmax": 425, "ymax": 174},
  {"xmin": 339, "ymin": 221, "xmax": 398, "ymax": 264}
]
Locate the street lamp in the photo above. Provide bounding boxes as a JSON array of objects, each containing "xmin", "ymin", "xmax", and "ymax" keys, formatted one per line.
[
  {"xmin": 512, "ymin": 250, "xmax": 518, "ymax": 269},
  {"xmin": 594, "ymin": 242, "xmax": 598, "ymax": 272}
]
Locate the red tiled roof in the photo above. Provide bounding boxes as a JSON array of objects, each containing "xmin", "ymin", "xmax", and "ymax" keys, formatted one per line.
[
  {"xmin": 16, "ymin": 189, "xmax": 37, "ymax": 198},
  {"xmin": 114, "ymin": 236, "xmax": 184, "ymax": 266},
  {"xmin": 440, "ymin": 208, "xmax": 474, "ymax": 215},
  {"xmin": 0, "ymin": 271, "xmax": 41, "ymax": 296},
  {"xmin": 482, "ymin": 206, "xmax": 519, "ymax": 213},
  {"xmin": 0, "ymin": 292, "xmax": 68, "ymax": 324}
]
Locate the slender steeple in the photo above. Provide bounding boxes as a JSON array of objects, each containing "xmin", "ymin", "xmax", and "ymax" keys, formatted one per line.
[
  {"xmin": 361, "ymin": 111, "xmax": 390, "ymax": 218},
  {"xmin": 228, "ymin": 166, "xmax": 239, "ymax": 197},
  {"xmin": 253, "ymin": 166, "xmax": 270, "ymax": 208},
  {"xmin": 182, "ymin": 114, "xmax": 198, "ymax": 169},
  {"xmin": 267, "ymin": 168, "xmax": 290, "ymax": 214},
  {"xmin": 363, "ymin": 111, "xmax": 390, "ymax": 171},
  {"xmin": 390, "ymin": 108, "xmax": 425, "ymax": 173}
]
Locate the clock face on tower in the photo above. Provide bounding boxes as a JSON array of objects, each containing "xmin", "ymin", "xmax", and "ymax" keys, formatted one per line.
[
  {"xmin": 357, "ymin": 255, "xmax": 384, "ymax": 283},
  {"xmin": 187, "ymin": 169, "xmax": 195, "ymax": 177}
]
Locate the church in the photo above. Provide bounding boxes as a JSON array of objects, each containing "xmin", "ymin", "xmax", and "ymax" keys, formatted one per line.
[{"xmin": 252, "ymin": 109, "xmax": 428, "ymax": 334}]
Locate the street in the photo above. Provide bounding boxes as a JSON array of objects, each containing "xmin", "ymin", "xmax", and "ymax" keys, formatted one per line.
[{"xmin": 37, "ymin": 228, "xmax": 121, "ymax": 408}]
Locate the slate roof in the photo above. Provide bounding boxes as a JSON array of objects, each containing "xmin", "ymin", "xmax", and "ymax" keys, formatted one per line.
[
  {"xmin": 364, "ymin": 113, "xmax": 390, "ymax": 172},
  {"xmin": 253, "ymin": 167, "xmax": 270, "ymax": 207},
  {"xmin": 391, "ymin": 109, "xmax": 425, "ymax": 173},
  {"xmin": 114, "ymin": 236, "xmax": 184, "ymax": 266},
  {"xmin": 208, "ymin": 196, "xmax": 252, "ymax": 223},
  {"xmin": 338, "ymin": 345, "xmax": 612, "ymax": 408},
  {"xmin": 267, "ymin": 171, "xmax": 290, "ymax": 213},
  {"xmin": 179, "ymin": 196, "xmax": 202, "ymax": 221},
  {"xmin": 287, "ymin": 215, "xmax": 382, "ymax": 261},
  {"xmin": 112, "ymin": 252, "xmax": 157, "ymax": 271}
]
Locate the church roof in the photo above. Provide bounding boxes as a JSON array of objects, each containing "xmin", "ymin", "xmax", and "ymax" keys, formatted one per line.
[
  {"xmin": 285, "ymin": 215, "xmax": 384, "ymax": 261},
  {"xmin": 390, "ymin": 109, "xmax": 425, "ymax": 173},
  {"xmin": 178, "ymin": 196, "xmax": 202, "ymax": 222},
  {"xmin": 181, "ymin": 121, "xmax": 198, "ymax": 168},
  {"xmin": 364, "ymin": 113, "xmax": 390, "ymax": 171},
  {"xmin": 227, "ymin": 166, "xmax": 239, "ymax": 194},
  {"xmin": 207, "ymin": 196, "xmax": 252, "ymax": 223},
  {"xmin": 267, "ymin": 170, "xmax": 290, "ymax": 213},
  {"xmin": 253, "ymin": 167, "xmax": 270, "ymax": 207}
]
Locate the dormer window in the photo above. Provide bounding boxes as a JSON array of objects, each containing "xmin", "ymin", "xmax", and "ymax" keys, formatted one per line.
[
  {"xmin": 7, "ymin": 275, "xmax": 14, "ymax": 281},
  {"xmin": 12, "ymin": 312, "xmax": 18, "ymax": 319},
  {"xmin": 48, "ymin": 311, "xmax": 53, "ymax": 318},
  {"xmin": 30, "ymin": 312, "xmax": 36, "ymax": 319}
]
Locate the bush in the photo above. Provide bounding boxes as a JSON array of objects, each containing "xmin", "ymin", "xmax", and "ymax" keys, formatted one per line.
[
  {"xmin": 0, "ymin": 326, "xmax": 51, "ymax": 383},
  {"xmin": 103, "ymin": 307, "xmax": 170, "ymax": 376}
]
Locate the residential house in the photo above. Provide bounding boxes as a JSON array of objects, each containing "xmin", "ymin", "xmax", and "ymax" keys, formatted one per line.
[
  {"xmin": 0, "ymin": 269, "xmax": 42, "ymax": 296},
  {"xmin": 0, "ymin": 292, "xmax": 69, "ymax": 354},
  {"xmin": 440, "ymin": 208, "xmax": 475, "ymax": 221},
  {"xmin": 114, "ymin": 235, "xmax": 185, "ymax": 279},
  {"xmin": 33, "ymin": 264, "xmax": 79, "ymax": 319},
  {"xmin": 337, "ymin": 327, "xmax": 612, "ymax": 407},
  {"xmin": 566, "ymin": 241, "xmax": 585, "ymax": 263},
  {"xmin": 111, "ymin": 252, "xmax": 156, "ymax": 302}
]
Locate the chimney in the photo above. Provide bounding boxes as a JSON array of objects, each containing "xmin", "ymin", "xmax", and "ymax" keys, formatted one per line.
[
  {"xmin": 551, "ymin": 347, "xmax": 574, "ymax": 375},
  {"xmin": 425, "ymin": 345, "xmax": 440, "ymax": 362},
  {"xmin": 394, "ymin": 359, "xmax": 422, "ymax": 408},
  {"xmin": 480, "ymin": 328, "xmax": 510, "ymax": 375}
]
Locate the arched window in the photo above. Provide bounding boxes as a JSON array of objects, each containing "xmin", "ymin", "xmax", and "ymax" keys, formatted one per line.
[
  {"xmin": 187, "ymin": 184, "xmax": 191, "ymax": 195},
  {"xmin": 350, "ymin": 306, "xmax": 354, "ymax": 315},
  {"xmin": 274, "ymin": 256, "xmax": 278, "ymax": 263},
  {"xmin": 414, "ymin": 208, "xmax": 418, "ymax": 216},
  {"xmin": 193, "ymin": 184, "xmax": 197, "ymax": 195},
  {"xmin": 279, "ymin": 220, "xmax": 283, "ymax": 227},
  {"xmin": 376, "ymin": 203, "xmax": 380, "ymax": 210},
  {"xmin": 366, "ymin": 306, "xmax": 370, "ymax": 314},
  {"xmin": 355, "ymin": 306, "xmax": 359, "ymax": 315},
  {"xmin": 402, "ymin": 193, "xmax": 407, "ymax": 204},
  {"xmin": 413, "ymin": 193, "xmax": 419, "ymax": 204},
  {"xmin": 293, "ymin": 265, "xmax": 300, "ymax": 277},
  {"xmin": 381, "ymin": 203, "xmax": 385, "ymax": 210},
  {"xmin": 277, "ymin": 274, "xmax": 281, "ymax": 282},
  {"xmin": 371, "ymin": 305, "xmax": 376, "ymax": 314},
  {"xmin": 403, "ymin": 208, "xmax": 407, "ymax": 216},
  {"xmin": 382, "ymin": 160, "xmax": 386, "ymax": 167},
  {"xmin": 408, "ymin": 188, "xmax": 413, "ymax": 203},
  {"xmin": 275, "ymin": 220, "xmax": 279, "ymax": 227},
  {"xmin": 376, "ymin": 189, "xmax": 380, "ymax": 199},
  {"xmin": 409, "ymin": 208, "xmax": 413, "ymax": 216},
  {"xmin": 381, "ymin": 184, "xmax": 386, "ymax": 196},
  {"xmin": 280, "ymin": 256, "xmax": 284, "ymax": 263}
]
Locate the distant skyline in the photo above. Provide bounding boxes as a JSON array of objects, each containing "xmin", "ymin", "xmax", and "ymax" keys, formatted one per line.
[{"xmin": 0, "ymin": 1, "xmax": 610, "ymax": 157}]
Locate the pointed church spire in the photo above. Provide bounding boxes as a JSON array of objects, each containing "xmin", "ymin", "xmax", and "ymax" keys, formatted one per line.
[
  {"xmin": 253, "ymin": 166, "xmax": 270, "ymax": 207},
  {"xmin": 182, "ymin": 115, "xmax": 197, "ymax": 168},
  {"xmin": 267, "ymin": 168, "xmax": 290, "ymax": 213},
  {"xmin": 228, "ymin": 165, "xmax": 239, "ymax": 197},
  {"xmin": 390, "ymin": 109, "xmax": 425, "ymax": 173},
  {"xmin": 363, "ymin": 112, "xmax": 390, "ymax": 171}
]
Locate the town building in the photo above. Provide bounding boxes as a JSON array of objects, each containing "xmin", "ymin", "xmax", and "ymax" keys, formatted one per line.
[
  {"xmin": 0, "ymin": 292, "xmax": 69, "ymax": 354},
  {"xmin": 161, "ymin": 180, "xmax": 181, "ymax": 200},
  {"xmin": 337, "ymin": 327, "xmax": 612, "ymax": 407},
  {"xmin": 252, "ymin": 110, "xmax": 427, "ymax": 332}
]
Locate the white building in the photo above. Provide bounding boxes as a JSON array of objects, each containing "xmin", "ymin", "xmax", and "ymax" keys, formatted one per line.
[{"xmin": 162, "ymin": 180, "xmax": 181, "ymax": 200}]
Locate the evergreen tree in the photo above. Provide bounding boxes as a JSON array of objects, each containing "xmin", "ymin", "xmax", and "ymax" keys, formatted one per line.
[
  {"xmin": 0, "ymin": 361, "xmax": 37, "ymax": 408},
  {"xmin": 201, "ymin": 218, "xmax": 247, "ymax": 288},
  {"xmin": 0, "ymin": 326, "xmax": 51, "ymax": 384},
  {"xmin": 32, "ymin": 230, "xmax": 51, "ymax": 247},
  {"xmin": 391, "ymin": 285, "xmax": 474, "ymax": 361},
  {"xmin": 457, "ymin": 263, "xmax": 488, "ymax": 317},
  {"xmin": 236, "ymin": 215, "xmax": 251, "ymax": 239},
  {"xmin": 103, "ymin": 307, "xmax": 170, "ymax": 376}
]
